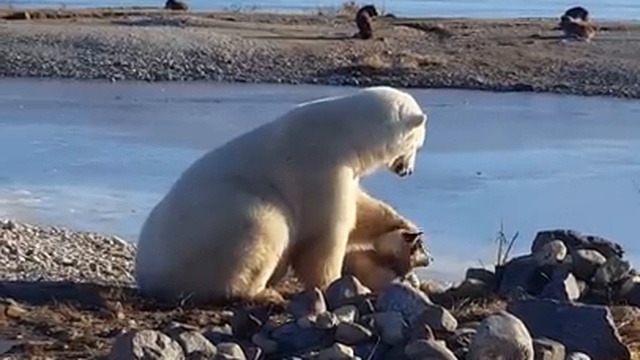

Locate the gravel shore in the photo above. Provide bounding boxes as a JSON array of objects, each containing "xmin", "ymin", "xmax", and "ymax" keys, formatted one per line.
[
  {"xmin": 1, "ymin": 8, "xmax": 640, "ymax": 98},
  {"xmin": 2, "ymin": 220, "xmax": 640, "ymax": 359}
]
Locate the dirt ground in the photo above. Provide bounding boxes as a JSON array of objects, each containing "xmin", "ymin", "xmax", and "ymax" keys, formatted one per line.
[
  {"xmin": 1, "ymin": 7, "xmax": 640, "ymax": 98},
  {"xmin": 2, "ymin": 277, "xmax": 640, "ymax": 359}
]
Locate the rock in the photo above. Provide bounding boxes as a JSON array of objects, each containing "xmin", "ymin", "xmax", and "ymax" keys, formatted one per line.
[
  {"xmin": 591, "ymin": 257, "xmax": 631, "ymax": 287},
  {"xmin": 315, "ymin": 311, "xmax": 339, "ymax": 329},
  {"xmin": 566, "ymin": 352, "xmax": 592, "ymax": 360},
  {"xmin": 570, "ymin": 249, "xmax": 607, "ymax": 281},
  {"xmin": 376, "ymin": 283, "xmax": 433, "ymax": 324},
  {"xmin": 367, "ymin": 311, "xmax": 407, "ymax": 345},
  {"xmin": 0, "ymin": 339, "xmax": 20, "ymax": 356},
  {"xmin": 229, "ymin": 310, "xmax": 265, "ymax": 339},
  {"xmin": 203, "ymin": 325, "xmax": 234, "ymax": 345},
  {"xmin": 333, "ymin": 305, "xmax": 359, "ymax": 323},
  {"xmin": 166, "ymin": 329, "xmax": 217, "ymax": 358},
  {"xmin": 335, "ymin": 322, "xmax": 374, "ymax": 345},
  {"xmin": 466, "ymin": 267, "xmax": 496, "ymax": 285},
  {"xmin": 531, "ymin": 230, "xmax": 624, "ymax": 260},
  {"xmin": 507, "ymin": 299, "xmax": 630, "ymax": 360},
  {"xmin": 533, "ymin": 338, "xmax": 566, "ymax": 360},
  {"xmin": 467, "ymin": 311, "xmax": 534, "ymax": 360},
  {"xmin": 317, "ymin": 343, "xmax": 354, "ymax": 360},
  {"xmin": 496, "ymin": 255, "xmax": 549, "ymax": 297},
  {"xmin": 288, "ymin": 287, "xmax": 327, "ymax": 319},
  {"xmin": 216, "ymin": 342, "xmax": 246, "ymax": 360},
  {"xmin": 109, "ymin": 330, "xmax": 185, "ymax": 360},
  {"xmin": 251, "ymin": 332, "xmax": 278, "ymax": 354},
  {"xmin": 534, "ymin": 240, "xmax": 568, "ymax": 266},
  {"xmin": 243, "ymin": 346, "xmax": 262, "ymax": 360},
  {"xmin": 381, "ymin": 344, "xmax": 410, "ymax": 360},
  {"xmin": 270, "ymin": 322, "xmax": 330, "ymax": 353},
  {"xmin": 325, "ymin": 275, "xmax": 371, "ymax": 310},
  {"xmin": 446, "ymin": 327, "xmax": 476, "ymax": 356},
  {"xmin": 404, "ymin": 339, "xmax": 457, "ymax": 360},
  {"xmin": 410, "ymin": 323, "xmax": 435, "ymax": 341},
  {"xmin": 410, "ymin": 305, "xmax": 458, "ymax": 334},
  {"xmin": 540, "ymin": 270, "xmax": 580, "ymax": 302},
  {"xmin": 446, "ymin": 278, "xmax": 492, "ymax": 299},
  {"xmin": 619, "ymin": 277, "xmax": 640, "ymax": 306}
]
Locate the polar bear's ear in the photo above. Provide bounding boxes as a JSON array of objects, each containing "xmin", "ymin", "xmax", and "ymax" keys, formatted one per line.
[{"xmin": 405, "ymin": 114, "xmax": 426, "ymax": 129}]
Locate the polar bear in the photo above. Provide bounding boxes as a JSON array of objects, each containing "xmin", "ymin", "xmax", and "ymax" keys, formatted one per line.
[{"xmin": 134, "ymin": 86, "xmax": 428, "ymax": 303}]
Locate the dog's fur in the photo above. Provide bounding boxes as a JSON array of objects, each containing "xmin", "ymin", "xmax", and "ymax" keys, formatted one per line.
[{"xmin": 355, "ymin": 5, "xmax": 379, "ymax": 40}]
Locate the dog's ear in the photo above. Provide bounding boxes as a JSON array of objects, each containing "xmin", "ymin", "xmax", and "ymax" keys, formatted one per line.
[{"xmin": 402, "ymin": 231, "xmax": 423, "ymax": 244}]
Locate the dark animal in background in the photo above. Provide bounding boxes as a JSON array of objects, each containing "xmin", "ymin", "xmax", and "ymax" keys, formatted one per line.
[
  {"xmin": 563, "ymin": 6, "xmax": 589, "ymax": 21},
  {"xmin": 355, "ymin": 4, "xmax": 379, "ymax": 40},
  {"xmin": 559, "ymin": 15, "xmax": 596, "ymax": 41},
  {"xmin": 165, "ymin": 0, "xmax": 189, "ymax": 11}
]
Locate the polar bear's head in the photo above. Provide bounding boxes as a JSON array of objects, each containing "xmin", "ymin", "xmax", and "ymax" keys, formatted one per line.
[{"xmin": 387, "ymin": 112, "xmax": 427, "ymax": 177}]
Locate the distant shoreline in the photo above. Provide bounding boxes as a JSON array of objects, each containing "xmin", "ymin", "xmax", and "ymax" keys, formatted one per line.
[{"xmin": 1, "ymin": 7, "xmax": 640, "ymax": 99}]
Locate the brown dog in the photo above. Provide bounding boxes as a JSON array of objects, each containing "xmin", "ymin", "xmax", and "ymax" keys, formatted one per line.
[{"xmin": 355, "ymin": 5, "xmax": 379, "ymax": 40}]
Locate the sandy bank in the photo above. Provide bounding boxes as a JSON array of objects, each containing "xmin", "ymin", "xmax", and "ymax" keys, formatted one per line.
[{"xmin": 0, "ymin": 8, "xmax": 640, "ymax": 98}]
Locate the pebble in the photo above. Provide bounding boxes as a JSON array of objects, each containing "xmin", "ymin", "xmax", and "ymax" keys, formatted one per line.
[{"xmin": 0, "ymin": 219, "xmax": 135, "ymax": 285}]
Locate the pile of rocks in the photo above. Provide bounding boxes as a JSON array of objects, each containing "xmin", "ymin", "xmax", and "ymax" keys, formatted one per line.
[
  {"xmin": 111, "ymin": 231, "xmax": 638, "ymax": 360},
  {"xmin": 449, "ymin": 229, "xmax": 639, "ymax": 306}
]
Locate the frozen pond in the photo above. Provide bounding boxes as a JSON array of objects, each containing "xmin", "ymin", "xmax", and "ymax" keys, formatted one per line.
[{"xmin": 1, "ymin": 79, "xmax": 640, "ymax": 281}]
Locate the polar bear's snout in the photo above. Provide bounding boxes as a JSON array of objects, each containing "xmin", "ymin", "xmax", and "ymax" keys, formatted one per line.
[{"xmin": 390, "ymin": 154, "xmax": 416, "ymax": 177}]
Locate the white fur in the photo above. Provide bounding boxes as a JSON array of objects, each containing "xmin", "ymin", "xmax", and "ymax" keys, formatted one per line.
[{"xmin": 134, "ymin": 86, "xmax": 427, "ymax": 302}]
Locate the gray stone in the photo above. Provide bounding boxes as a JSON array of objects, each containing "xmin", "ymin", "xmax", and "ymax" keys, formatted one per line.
[
  {"xmin": 251, "ymin": 332, "xmax": 278, "ymax": 354},
  {"xmin": 446, "ymin": 278, "xmax": 492, "ymax": 299},
  {"xmin": 333, "ymin": 305, "xmax": 359, "ymax": 323},
  {"xmin": 317, "ymin": 343, "xmax": 354, "ymax": 360},
  {"xmin": 287, "ymin": 287, "xmax": 327, "ymax": 319},
  {"xmin": 325, "ymin": 275, "xmax": 371, "ymax": 310},
  {"xmin": 376, "ymin": 283, "xmax": 433, "ymax": 324},
  {"xmin": 496, "ymin": 255, "xmax": 549, "ymax": 297},
  {"xmin": 531, "ymin": 230, "xmax": 624, "ymax": 260},
  {"xmin": 229, "ymin": 310, "xmax": 264, "ymax": 339},
  {"xmin": 592, "ymin": 257, "xmax": 631, "ymax": 287},
  {"xmin": 335, "ymin": 322, "xmax": 374, "ymax": 345},
  {"xmin": 315, "ymin": 311, "xmax": 339, "ymax": 330},
  {"xmin": 507, "ymin": 299, "xmax": 630, "ymax": 360},
  {"xmin": 166, "ymin": 329, "xmax": 218, "ymax": 359},
  {"xmin": 410, "ymin": 323, "xmax": 435, "ymax": 341},
  {"xmin": 566, "ymin": 352, "xmax": 592, "ymax": 360},
  {"xmin": 215, "ymin": 342, "xmax": 246, "ymax": 360},
  {"xmin": 540, "ymin": 270, "xmax": 580, "ymax": 302},
  {"xmin": 570, "ymin": 249, "xmax": 607, "ymax": 281},
  {"xmin": 203, "ymin": 325, "xmax": 234, "ymax": 345},
  {"xmin": 533, "ymin": 338, "xmax": 566, "ymax": 360},
  {"xmin": 368, "ymin": 311, "xmax": 408, "ymax": 345},
  {"xmin": 534, "ymin": 240, "xmax": 568, "ymax": 266},
  {"xmin": 404, "ymin": 339, "xmax": 457, "ymax": 360},
  {"xmin": 620, "ymin": 277, "xmax": 640, "ymax": 306},
  {"xmin": 270, "ymin": 322, "xmax": 330, "ymax": 353},
  {"xmin": 445, "ymin": 327, "xmax": 476, "ymax": 355},
  {"xmin": 243, "ymin": 346, "xmax": 262, "ymax": 360},
  {"xmin": 465, "ymin": 268, "xmax": 496, "ymax": 286},
  {"xmin": 467, "ymin": 311, "xmax": 534, "ymax": 360},
  {"xmin": 410, "ymin": 304, "xmax": 458, "ymax": 334},
  {"xmin": 109, "ymin": 329, "xmax": 185, "ymax": 360}
]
